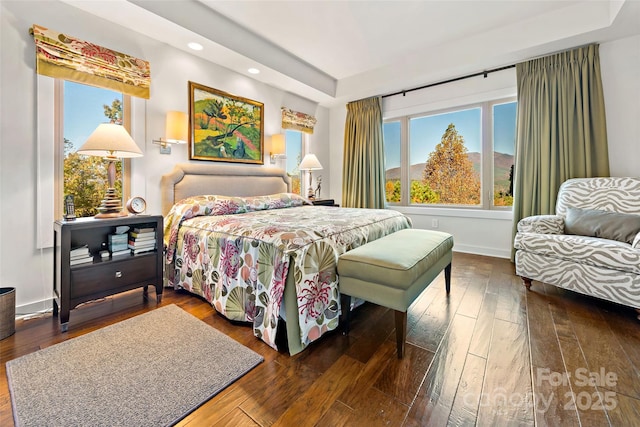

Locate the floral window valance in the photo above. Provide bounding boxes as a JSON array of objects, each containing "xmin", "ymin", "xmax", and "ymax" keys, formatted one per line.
[
  {"xmin": 281, "ymin": 107, "xmax": 317, "ymax": 134},
  {"xmin": 31, "ymin": 24, "xmax": 150, "ymax": 99}
]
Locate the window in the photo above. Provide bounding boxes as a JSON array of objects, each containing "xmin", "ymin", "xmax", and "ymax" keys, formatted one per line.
[
  {"xmin": 383, "ymin": 121, "xmax": 402, "ymax": 203},
  {"xmin": 58, "ymin": 81, "xmax": 131, "ymax": 218},
  {"xmin": 284, "ymin": 129, "xmax": 303, "ymax": 195},
  {"xmin": 492, "ymin": 101, "xmax": 517, "ymax": 207},
  {"xmin": 384, "ymin": 98, "xmax": 516, "ymax": 209}
]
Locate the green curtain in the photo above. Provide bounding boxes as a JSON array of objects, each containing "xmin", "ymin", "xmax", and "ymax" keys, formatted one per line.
[
  {"xmin": 512, "ymin": 44, "xmax": 610, "ymax": 258},
  {"xmin": 342, "ymin": 97, "xmax": 386, "ymax": 208}
]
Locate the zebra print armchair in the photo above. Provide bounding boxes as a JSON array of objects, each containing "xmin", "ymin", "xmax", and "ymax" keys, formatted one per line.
[{"xmin": 514, "ymin": 177, "xmax": 640, "ymax": 318}]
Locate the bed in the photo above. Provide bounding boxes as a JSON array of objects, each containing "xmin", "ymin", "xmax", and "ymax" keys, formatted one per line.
[{"xmin": 161, "ymin": 163, "xmax": 412, "ymax": 355}]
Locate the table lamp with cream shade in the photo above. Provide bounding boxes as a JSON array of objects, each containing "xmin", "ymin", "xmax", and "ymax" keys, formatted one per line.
[
  {"xmin": 299, "ymin": 153, "xmax": 323, "ymax": 199},
  {"xmin": 76, "ymin": 123, "xmax": 143, "ymax": 218}
]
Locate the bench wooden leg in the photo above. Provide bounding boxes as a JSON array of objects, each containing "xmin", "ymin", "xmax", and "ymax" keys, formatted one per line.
[
  {"xmin": 444, "ymin": 262, "xmax": 452, "ymax": 294},
  {"xmin": 395, "ymin": 310, "xmax": 407, "ymax": 359},
  {"xmin": 341, "ymin": 294, "xmax": 352, "ymax": 335},
  {"xmin": 522, "ymin": 277, "xmax": 532, "ymax": 290}
]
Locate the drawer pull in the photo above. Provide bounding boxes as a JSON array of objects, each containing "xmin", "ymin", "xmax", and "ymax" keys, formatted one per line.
[{"xmin": 115, "ymin": 271, "xmax": 123, "ymax": 278}]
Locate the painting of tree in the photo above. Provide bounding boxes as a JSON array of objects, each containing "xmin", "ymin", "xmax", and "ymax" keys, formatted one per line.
[
  {"xmin": 423, "ymin": 123, "xmax": 480, "ymax": 205},
  {"xmin": 200, "ymin": 99, "xmax": 226, "ymax": 131},
  {"xmin": 189, "ymin": 81, "xmax": 264, "ymax": 164}
]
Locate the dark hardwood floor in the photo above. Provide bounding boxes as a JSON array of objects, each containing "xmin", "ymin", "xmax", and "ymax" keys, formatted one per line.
[{"xmin": 2, "ymin": 252, "xmax": 639, "ymax": 426}]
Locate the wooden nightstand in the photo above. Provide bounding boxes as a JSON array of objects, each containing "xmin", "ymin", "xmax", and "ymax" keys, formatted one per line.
[
  {"xmin": 311, "ymin": 199, "xmax": 339, "ymax": 207},
  {"xmin": 53, "ymin": 215, "xmax": 163, "ymax": 332}
]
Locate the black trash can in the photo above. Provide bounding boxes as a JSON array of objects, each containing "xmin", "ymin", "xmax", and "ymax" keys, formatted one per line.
[{"xmin": 0, "ymin": 287, "xmax": 16, "ymax": 340}]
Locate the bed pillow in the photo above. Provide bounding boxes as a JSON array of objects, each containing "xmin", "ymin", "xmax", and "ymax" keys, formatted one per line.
[
  {"xmin": 244, "ymin": 193, "xmax": 311, "ymax": 211},
  {"xmin": 564, "ymin": 207, "xmax": 640, "ymax": 244}
]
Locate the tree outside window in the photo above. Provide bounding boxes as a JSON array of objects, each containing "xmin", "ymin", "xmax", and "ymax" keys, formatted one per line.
[
  {"xmin": 419, "ymin": 123, "xmax": 480, "ymax": 204},
  {"xmin": 409, "ymin": 108, "xmax": 482, "ymax": 206}
]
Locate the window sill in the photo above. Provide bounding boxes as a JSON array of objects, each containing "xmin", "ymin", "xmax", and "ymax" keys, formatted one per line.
[{"xmin": 389, "ymin": 205, "xmax": 513, "ymax": 221}]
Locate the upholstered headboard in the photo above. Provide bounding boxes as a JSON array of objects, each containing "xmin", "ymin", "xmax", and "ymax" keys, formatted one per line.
[{"xmin": 160, "ymin": 163, "xmax": 292, "ymax": 215}]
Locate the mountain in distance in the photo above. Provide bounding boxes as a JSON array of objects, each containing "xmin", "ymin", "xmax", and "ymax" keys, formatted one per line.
[{"xmin": 386, "ymin": 152, "xmax": 514, "ymax": 182}]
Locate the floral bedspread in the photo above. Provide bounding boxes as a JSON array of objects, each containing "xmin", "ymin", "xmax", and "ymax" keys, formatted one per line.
[{"xmin": 164, "ymin": 193, "xmax": 411, "ymax": 352}]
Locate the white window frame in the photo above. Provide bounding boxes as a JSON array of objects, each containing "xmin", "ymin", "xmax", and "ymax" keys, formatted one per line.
[
  {"xmin": 54, "ymin": 80, "xmax": 133, "ymax": 220},
  {"xmin": 384, "ymin": 96, "xmax": 515, "ymax": 213}
]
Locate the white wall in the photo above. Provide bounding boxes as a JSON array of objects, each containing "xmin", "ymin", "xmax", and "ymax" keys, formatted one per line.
[
  {"xmin": 600, "ymin": 34, "xmax": 640, "ymax": 177},
  {"xmin": 0, "ymin": 0, "xmax": 328, "ymax": 312},
  {"xmin": 329, "ymin": 36, "xmax": 640, "ymax": 259}
]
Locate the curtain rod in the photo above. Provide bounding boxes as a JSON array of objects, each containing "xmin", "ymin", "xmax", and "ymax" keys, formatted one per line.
[{"xmin": 381, "ymin": 64, "xmax": 516, "ymax": 99}]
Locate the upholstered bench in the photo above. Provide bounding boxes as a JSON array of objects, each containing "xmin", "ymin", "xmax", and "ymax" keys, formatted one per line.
[{"xmin": 338, "ymin": 229, "xmax": 453, "ymax": 358}]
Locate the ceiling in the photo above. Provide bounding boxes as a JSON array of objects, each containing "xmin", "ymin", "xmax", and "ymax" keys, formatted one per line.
[{"xmin": 64, "ymin": 0, "xmax": 639, "ymax": 107}]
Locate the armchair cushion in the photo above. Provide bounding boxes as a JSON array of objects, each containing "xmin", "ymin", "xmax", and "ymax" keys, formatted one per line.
[
  {"xmin": 514, "ymin": 232, "xmax": 640, "ymax": 275},
  {"xmin": 565, "ymin": 207, "xmax": 640, "ymax": 244},
  {"xmin": 516, "ymin": 215, "xmax": 564, "ymax": 234}
]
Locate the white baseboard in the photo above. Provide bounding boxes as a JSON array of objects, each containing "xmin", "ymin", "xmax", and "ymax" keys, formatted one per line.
[
  {"xmin": 453, "ymin": 244, "xmax": 511, "ymax": 259},
  {"xmin": 16, "ymin": 298, "xmax": 53, "ymax": 319}
]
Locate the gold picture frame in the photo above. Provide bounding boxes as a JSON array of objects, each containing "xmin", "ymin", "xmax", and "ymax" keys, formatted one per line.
[{"xmin": 188, "ymin": 81, "xmax": 264, "ymax": 164}]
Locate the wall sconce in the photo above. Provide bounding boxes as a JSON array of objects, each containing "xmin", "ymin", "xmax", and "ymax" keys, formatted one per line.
[
  {"xmin": 153, "ymin": 111, "xmax": 188, "ymax": 154},
  {"xmin": 270, "ymin": 133, "xmax": 286, "ymax": 164}
]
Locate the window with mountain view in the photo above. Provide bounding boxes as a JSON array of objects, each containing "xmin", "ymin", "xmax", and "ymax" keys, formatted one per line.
[
  {"xmin": 492, "ymin": 101, "xmax": 516, "ymax": 207},
  {"xmin": 383, "ymin": 121, "xmax": 402, "ymax": 202},
  {"xmin": 384, "ymin": 98, "xmax": 515, "ymax": 209}
]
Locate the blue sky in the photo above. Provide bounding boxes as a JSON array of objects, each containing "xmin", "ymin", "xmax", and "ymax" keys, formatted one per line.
[
  {"xmin": 384, "ymin": 101, "xmax": 516, "ymax": 169},
  {"xmin": 285, "ymin": 129, "xmax": 302, "ymax": 172},
  {"xmin": 64, "ymin": 81, "xmax": 122, "ymax": 150}
]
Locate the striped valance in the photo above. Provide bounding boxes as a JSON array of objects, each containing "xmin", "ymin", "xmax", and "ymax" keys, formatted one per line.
[
  {"xmin": 281, "ymin": 107, "xmax": 317, "ymax": 134},
  {"xmin": 31, "ymin": 24, "xmax": 150, "ymax": 99}
]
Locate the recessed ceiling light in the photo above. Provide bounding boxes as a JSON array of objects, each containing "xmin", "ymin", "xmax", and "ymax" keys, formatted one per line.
[
  {"xmin": 187, "ymin": 42, "xmax": 203, "ymax": 51},
  {"xmin": 248, "ymin": 68, "xmax": 260, "ymax": 74}
]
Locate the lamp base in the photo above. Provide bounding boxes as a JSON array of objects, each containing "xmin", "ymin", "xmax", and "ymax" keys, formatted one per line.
[
  {"xmin": 95, "ymin": 211, "xmax": 128, "ymax": 218},
  {"xmin": 306, "ymin": 170, "xmax": 315, "ymax": 199},
  {"xmin": 307, "ymin": 186, "xmax": 316, "ymax": 199},
  {"xmin": 94, "ymin": 188, "xmax": 126, "ymax": 218}
]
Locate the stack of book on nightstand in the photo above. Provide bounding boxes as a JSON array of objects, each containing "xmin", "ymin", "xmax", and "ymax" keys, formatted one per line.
[
  {"xmin": 128, "ymin": 227, "xmax": 156, "ymax": 254},
  {"xmin": 108, "ymin": 233, "xmax": 130, "ymax": 257},
  {"xmin": 70, "ymin": 245, "xmax": 93, "ymax": 266}
]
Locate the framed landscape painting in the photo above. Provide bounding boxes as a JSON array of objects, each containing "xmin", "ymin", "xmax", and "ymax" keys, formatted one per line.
[{"xmin": 188, "ymin": 81, "xmax": 264, "ymax": 164}]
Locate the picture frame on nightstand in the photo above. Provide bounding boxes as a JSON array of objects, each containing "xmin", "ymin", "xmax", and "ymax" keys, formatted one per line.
[{"xmin": 64, "ymin": 195, "xmax": 76, "ymax": 221}]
